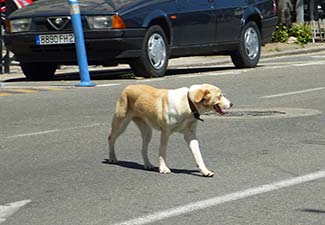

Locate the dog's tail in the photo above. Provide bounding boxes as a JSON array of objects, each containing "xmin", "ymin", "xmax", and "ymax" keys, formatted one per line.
[{"xmin": 115, "ymin": 90, "xmax": 128, "ymax": 118}]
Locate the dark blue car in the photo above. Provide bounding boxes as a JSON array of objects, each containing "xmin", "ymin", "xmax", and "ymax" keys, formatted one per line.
[{"xmin": 4, "ymin": 0, "xmax": 278, "ymax": 80}]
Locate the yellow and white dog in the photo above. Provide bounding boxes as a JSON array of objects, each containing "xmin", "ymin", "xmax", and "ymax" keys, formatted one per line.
[{"xmin": 108, "ymin": 84, "xmax": 232, "ymax": 177}]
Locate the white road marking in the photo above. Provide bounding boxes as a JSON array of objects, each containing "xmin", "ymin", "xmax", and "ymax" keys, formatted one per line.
[
  {"xmin": 6, "ymin": 123, "xmax": 103, "ymax": 139},
  {"xmin": 205, "ymin": 71, "xmax": 242, "ymax": 76},
  {"xmin": 96, "ymin": 83, "xmax": 121, "ymax": 87},
  {"xmin": 260, "ymin": 87, "xmax": 325, "ymax": 99},
  {"xmin": 113, "ymin": 170, "xmax": 325, "ymax": 225},
  {"xmin": 311, "ymin": 55, "xmax": 325, "ymax": 58},
  {"xmin": 0, "ymin": 200, "xmax": 31, "ymax": 224},
  {"xmin": 262, "ymin": 65, "xmax": 288, "ymax": 69},
  {"xmin": 136, "ymin": 78, "xmax": 165, "ymax": 82},
  {"xmin": 293, "ymin": 61, "xmax": 325, "ymax": 67},
  {"xmin": 175, "ymin": 71, "xmax": 242, "ymax": 79}
]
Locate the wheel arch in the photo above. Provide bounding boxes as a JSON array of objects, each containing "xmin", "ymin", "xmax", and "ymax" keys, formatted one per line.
[
  {"xmin": 241, "ymin": 7, "xmax": 263, "ymax": 37},
  {"xmin": 143, "ymin": 10, "xmax": 172, "ymax": 45}
]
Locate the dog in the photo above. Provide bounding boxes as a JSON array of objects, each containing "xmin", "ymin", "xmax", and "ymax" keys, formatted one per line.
[{"xmin": 108, "ymin": 84, "xmax": 232, "ymax": 177}]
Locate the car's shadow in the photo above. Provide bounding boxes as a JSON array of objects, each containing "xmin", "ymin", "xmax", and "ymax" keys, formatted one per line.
[
  {"xmin": 3, "ymin": 66, "xmax": 235, "ymax": 83},
  {"xmin": 102, "ymin": 159, "xmax": 202, "ymax": 177}
]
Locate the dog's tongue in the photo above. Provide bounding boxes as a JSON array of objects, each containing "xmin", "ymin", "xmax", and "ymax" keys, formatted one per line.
[{"xmin": 214, "ymin": 104, "xmax": 225, "ymax": 115}]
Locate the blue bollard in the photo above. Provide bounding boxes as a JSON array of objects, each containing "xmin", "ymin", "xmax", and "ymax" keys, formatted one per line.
[{"xmin": 68, "ymin": 0, "xmax": 95, "ymax": 87}]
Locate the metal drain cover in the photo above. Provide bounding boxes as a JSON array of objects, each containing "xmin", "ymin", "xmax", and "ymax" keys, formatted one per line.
[
  {"xmin": 224, "ymin": 110, "xmax": 286, "ymax": 117},
  {"xmin": 202, "ymin": 108, "xmax": 321, "ymax": 119}
]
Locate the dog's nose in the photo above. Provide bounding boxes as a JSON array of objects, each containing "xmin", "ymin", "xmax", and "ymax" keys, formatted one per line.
[{"xmin": 230, "ymin": 103, "xmax": 233, "ymax": 108}]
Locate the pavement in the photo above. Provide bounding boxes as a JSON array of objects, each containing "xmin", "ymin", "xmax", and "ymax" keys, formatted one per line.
[
  {"xmin": 1, "ymin": 42, "xmax": 325, "ymax": 82},
  {"xmin": 1, "ymin": 51, "xmax": 325, "ymax": 225}
]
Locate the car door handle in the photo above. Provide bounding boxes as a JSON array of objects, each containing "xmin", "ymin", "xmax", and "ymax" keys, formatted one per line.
[{"xmin": 208, "ymin": 0, "xmax": 214, "ymax": 2}]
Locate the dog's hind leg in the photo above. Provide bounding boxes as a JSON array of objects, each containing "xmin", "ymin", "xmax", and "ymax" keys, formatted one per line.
[
  {"xmin": 108, "ymin": 115, "xmax": 131, "ymax": 163},
  {"xmin": 133, "ymin": 118, "xmax": 154, "ymax": 170}
]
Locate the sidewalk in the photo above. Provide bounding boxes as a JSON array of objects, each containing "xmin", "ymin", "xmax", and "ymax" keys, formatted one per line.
[
  {"xmin": 169, "ymin": 42, "xmax": 325, "ymax": 68},
  {"xmin": 1, "ymin": 42, "xmax": 325, "ymax": 82}
]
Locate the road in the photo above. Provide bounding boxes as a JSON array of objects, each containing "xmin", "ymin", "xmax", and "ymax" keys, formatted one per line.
[{"xmin": 0, "ymin": 52, "xmax": 325, "ymax": 225}]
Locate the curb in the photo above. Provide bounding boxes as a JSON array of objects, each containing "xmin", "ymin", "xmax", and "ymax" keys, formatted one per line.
[
  {"xmin": 168, "ymin": 45, "xmax": 325, "ymax": 69},
  {"xmin": 262, "ymin": 45, "xmax": 325, "ymax": 59}
]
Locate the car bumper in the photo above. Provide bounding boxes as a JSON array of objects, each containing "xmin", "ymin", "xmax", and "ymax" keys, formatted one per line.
[
  {"xmin": 4, "ymin": 28, "xmax": 146, "ymax": 65},
  {"xmin": 261, "ymin": 17, "xmax": 278, "ymax": 45}
]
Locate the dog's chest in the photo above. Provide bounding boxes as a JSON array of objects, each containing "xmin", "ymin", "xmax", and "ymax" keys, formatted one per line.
[{"xmin": 167, "ymin": 88, "xmax": 194, "ymax": 132}]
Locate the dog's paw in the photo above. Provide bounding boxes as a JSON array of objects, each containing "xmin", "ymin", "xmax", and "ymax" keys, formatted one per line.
[
  {"xmin": 201, "ymin": 170, "xmax": 215, "ymax": 177},
  {"xmin": 107, "ymin": 158, "xmax": 118, "ymax": 164},
  {"xmin": 144, "ymin": 163, "xmax": 155, "ymax": 170},
  {"xmin": 159, "ymin": 166, "xmax": 171, "ymax": 174}
]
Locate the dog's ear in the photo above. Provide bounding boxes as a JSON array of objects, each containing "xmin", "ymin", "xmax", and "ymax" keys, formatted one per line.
[{"xmin": 193, "ymin": 88, "xmax": 211, "ymax": 103}]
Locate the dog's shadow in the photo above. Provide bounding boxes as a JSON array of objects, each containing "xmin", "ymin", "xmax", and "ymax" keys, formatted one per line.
[{"xmin": 102, "ymin": 159, "xmax": 202, "ymax": 177}]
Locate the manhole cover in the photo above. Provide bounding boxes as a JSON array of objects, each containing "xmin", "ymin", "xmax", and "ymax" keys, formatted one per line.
[
  {"xmin": 303, "ymin": 140, "xmax": 325, "ymax": 145},
  {"xmin": 224, "ymin": 110, "xmax": 286, "ymax": 117},
  {"xmin": 202, "ymin": 108, "xmax": 321, "ymax": 119}
]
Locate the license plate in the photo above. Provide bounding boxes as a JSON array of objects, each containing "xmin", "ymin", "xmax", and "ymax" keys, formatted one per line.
[{"xmin": 35, "ymin": 33, "xmax": 75, "ymax": 45}]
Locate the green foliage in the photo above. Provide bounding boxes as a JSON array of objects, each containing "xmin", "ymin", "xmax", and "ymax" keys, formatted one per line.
[
  {"xmin": 289, "ymin": 24, "xmax": 312, "ymax": 44},
  {"xmin": 272, "ymin": 24, "xmax": 312, "ymax": 45},
  {"xmin": 272, "ymin": 26, "xmax": 289, "ymax": 43}
]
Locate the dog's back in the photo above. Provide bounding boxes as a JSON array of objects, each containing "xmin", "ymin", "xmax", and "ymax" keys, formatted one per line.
[{"xmin": 114, "ymin": 85, "xmax": 168, "ymax": 129}]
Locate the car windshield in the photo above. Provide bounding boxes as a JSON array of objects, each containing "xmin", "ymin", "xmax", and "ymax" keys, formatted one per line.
[{"xmin": 104, "ymin": 0, "xmax": 135, "ymax": 9}]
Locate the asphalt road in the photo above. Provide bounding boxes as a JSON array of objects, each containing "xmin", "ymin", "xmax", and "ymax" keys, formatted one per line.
[{"xmin": 0, "ymin": 52, "xmax": 325, "ymax": 225}]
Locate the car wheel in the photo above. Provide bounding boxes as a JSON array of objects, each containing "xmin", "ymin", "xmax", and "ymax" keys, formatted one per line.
[
  {"xmin": 130, "ymin": 25, "xmax": 169, "ymax": 78},
  {"xmin": 231, "ymin": 21, "xmax": 261, "ymax": 68},
  {"xmin": 21, "ymin": 63, "xmax": 57, "ymax": 81}
]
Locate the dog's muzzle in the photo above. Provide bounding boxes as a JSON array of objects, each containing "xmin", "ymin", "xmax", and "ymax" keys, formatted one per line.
[
  {"xmin": 213, "ymin": 101, "xmax": 233, "ymax": 115},
  {"xmin": 213, "ymin": 104, "xmax": 225, "ymax": 115}
]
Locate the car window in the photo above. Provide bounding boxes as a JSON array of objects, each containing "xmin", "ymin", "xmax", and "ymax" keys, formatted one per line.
[
  {"xmin": 215, "ymin": 0, "xmax": 246, "ymax": 8},
  {"xmin": 105, "ymin": 0, "xmax": 134, "ymax": 9}
]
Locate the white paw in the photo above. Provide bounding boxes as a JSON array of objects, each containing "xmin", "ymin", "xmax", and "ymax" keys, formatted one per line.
[
  {"xmin": 201, "ymin": 169, "xmax": 215, "ymax": 177},
  {"xmin": 159, "ymin": 166, "xmax": 171, "ymax": 174}
]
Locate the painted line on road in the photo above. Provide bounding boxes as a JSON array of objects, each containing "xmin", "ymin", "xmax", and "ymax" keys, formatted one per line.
[
  {"xmin": 293, "ymin": 61, "xmax": 325, "ymax": 67},
  {"xmin": 260, "ymin": 87, "xmax": 325, "ymax": 99},
  {"xmin": 0, "ymin": 92, "xmax": 12, "ymax": 97},
  {"xmin": 96, "ymin": 83, "xmax": 121, "ymax": 87},
  {"xmin": 262, "ymin": 65, "xmax": 289, "ymax": 69},
  {"xmin": 169, "ymin": 71, "xmax": 242, "ymax": 79},
  {"xmin": 202, "ymin": 71, "xmax": 242, "ymax": 77},
  {"xmin": 0, "ymin": 86, "xmax": 68, "ymax": 97},
  {"xmin": 311, "ymin": 55, "xmax": 325, "ymax": 58},
  {"xmin": 113, "ymin": 170, "xmax": 325, "ymax": 225},
  {"xmin": 136, "ymin": 78, "xmax": 166, "ymax": 83},
  {"xmin": 0, "ymin": 200, "xmax": 31, "ymax": 224},
  {"xmin": 6, "ymin": 123, "xmax": 104, "ymax": 139}
]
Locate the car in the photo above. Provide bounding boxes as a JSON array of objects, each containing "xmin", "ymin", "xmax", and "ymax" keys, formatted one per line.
[{"xmin": 4, "ymin": 0, "xmax": 278, "ymax": 80}]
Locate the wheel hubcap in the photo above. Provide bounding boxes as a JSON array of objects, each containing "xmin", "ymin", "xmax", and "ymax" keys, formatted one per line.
[
  {"xmin": 244, "ymin": 27, "xmax": 259, "ymax": 60},
  {"xmin": 148, "ymin": 33, "xmax": 166, "ymax": 70}
]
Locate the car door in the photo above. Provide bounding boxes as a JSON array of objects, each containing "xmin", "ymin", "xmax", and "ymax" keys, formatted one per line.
[
  {"xmin": 215, "ymin": 0, "xmax": 247, "ymax": 43},
  {"xmin": 173, "ymin": 0, "xmax": 216, "ymax": 46}
]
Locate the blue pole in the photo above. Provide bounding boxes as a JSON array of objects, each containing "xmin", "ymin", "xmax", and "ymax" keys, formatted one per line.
[{"xmin": 68, "ymin": 0, "xmax": 95, "ymax": 87}]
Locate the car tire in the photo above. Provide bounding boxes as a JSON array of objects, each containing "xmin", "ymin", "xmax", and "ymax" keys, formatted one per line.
[
  {"xmin": 231, "ymin": 21, "xmax": 261, "ymax": 68},
  {"xmin": 21, "ymin": 63, "xmax": 57, "ymax": 81},
  {"xmin": 130, "ymin": 25, "xmax": 169, "ymax": 78}
]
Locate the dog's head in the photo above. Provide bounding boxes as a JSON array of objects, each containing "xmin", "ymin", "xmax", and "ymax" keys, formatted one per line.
[{"xmin": 189, "ymin": 84, "xmax": 233, "ymax": 115}]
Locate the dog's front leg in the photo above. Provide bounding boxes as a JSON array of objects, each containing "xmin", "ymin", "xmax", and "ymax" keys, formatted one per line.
[
  {"xmin": 184, "ymin": 132, "xmax": 214, "ymax": 177},
  {"xmin": 159, "ymin": 131, "xmax": 171, "ymax": 174}
]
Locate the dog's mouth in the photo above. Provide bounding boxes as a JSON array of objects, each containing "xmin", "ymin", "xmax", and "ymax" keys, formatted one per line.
[{"xmin": 213, "ymin": 104, "xmax": 225, "ymax": 115}]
